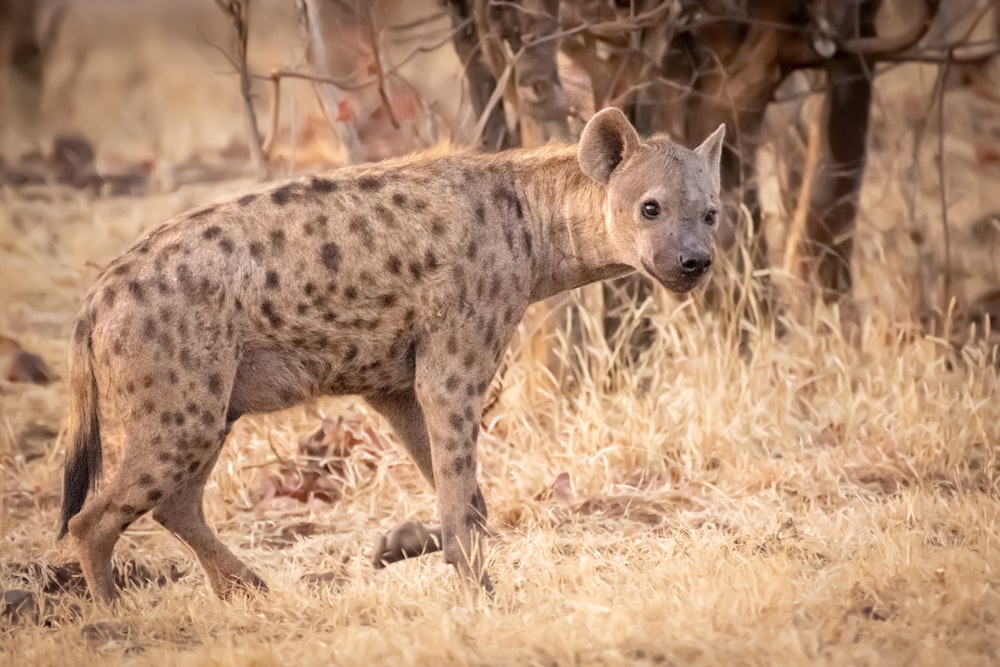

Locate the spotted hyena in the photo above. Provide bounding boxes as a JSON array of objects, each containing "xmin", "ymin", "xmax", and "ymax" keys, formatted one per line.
[{"xmin": 60, "ymin": 108, "xmax": 724, "ymax": 602}]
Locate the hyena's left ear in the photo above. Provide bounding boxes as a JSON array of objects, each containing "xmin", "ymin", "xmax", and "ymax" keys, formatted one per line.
[{"xmin": 695, "ymin": 123, "xmax": 726, "ymax": 174}]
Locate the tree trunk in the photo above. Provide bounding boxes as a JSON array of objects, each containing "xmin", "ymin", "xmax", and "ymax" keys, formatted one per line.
[
  {"xmin": 444, "ymin": 0, "xmax": 512, "ymax": 151},
  {"xmin": 786, "ymin": 1, "xmax": 878, "ymax": 301}
]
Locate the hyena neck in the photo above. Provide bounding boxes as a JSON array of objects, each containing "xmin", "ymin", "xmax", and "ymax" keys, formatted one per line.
[{"xmin": 505, "ymin": 146, "xmax": 635, "ymax": 303}]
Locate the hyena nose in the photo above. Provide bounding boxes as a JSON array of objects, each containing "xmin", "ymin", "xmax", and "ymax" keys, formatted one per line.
[{"xmin": 679, "ymin": 250, "xmax": 712, "ymax": 275}]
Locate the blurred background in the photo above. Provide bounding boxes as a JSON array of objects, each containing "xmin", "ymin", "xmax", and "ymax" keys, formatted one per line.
[{"xmin": 2, "ymin": 5, "xmax": 1000, "ymax": 658}]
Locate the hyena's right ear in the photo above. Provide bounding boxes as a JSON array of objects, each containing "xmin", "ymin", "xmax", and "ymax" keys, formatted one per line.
[{"xmin": 578, "ymin": 107, "xmax": 640, "ymax": 185}]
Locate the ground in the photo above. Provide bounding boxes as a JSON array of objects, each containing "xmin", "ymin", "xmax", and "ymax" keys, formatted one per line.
[{"xmin": 1, "ymin": 1, "xmax": 1000, "ymax": 665}]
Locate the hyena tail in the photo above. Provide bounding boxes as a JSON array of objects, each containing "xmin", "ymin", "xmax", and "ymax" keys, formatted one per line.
[{"xmin": 58, "ymin": 324, "xmax": 102, "ymax": 539}]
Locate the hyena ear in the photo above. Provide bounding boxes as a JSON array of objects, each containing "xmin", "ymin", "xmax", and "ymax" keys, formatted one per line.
[
  {"xmin": 695, "ymin": 123, "xmax": 726, "ymax": 174},
  {"xmin": 578, "ymin": 107, "xmax": 640, "ymax": 185}
]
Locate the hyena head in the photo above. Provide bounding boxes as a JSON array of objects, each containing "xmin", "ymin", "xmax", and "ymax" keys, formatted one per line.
[{"xmin": 578, "ymin": 107, "xmax": 725, "ymax": 295}]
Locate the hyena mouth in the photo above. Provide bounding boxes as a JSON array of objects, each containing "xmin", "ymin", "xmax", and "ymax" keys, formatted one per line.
[{"xmin": 641, "ymin": 260, "xmax": 711, "ymax": 295}]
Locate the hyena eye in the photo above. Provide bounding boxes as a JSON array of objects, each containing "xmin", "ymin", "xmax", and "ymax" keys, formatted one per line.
[
  {"xmin": 704, "ymin": 209, "xmax": 717, "ymax": 225},
  {"xmin": 641, "ymin": 201, "xmax": 660, "ymax": 220}
]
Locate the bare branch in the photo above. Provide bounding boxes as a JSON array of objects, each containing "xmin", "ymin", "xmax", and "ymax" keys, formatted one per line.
[
  {"xmin": 212, "ymin": 0, "xmax": 270, "ymax": 181},
  {"xmin": 262, "ymin": 72, "xmax": 281, "ymax": 160},
  {"xmin": 937, "ymin": 50, "xmax": 953, "ymax": 311},
  {"xmin": 358, "ymin": 0, "xmax": 400, "ymax": 129}
]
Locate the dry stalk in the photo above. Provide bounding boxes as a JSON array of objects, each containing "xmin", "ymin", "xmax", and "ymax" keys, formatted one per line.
[
  {"xmin": 262, "ymin": 71, "xmax": 281, "ymax": 160},
  {"xmin": 212, "ymin": 0, "xmax": 271, "ymax": 181},
  {"xmin": 937, "ymin": 49, "xmax": 954, "ymax": 316},
  {"xmin": 358, "ymin": 0, "xmax": 400, "ymax": 130}
]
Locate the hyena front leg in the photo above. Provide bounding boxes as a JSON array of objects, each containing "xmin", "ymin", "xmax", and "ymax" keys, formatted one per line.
[
  {"xmin": 414, "ymin": 337, "xmax": 493, "ymax": 594},
  {"xmin": 366, "ymin": 389, "xmax": 446, "ymax": 568}
]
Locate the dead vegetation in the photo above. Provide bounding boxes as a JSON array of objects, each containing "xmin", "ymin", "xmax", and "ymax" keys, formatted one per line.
[{"xmin": 1, "ymin": 0, "xmax": 999, "ymax": 665}]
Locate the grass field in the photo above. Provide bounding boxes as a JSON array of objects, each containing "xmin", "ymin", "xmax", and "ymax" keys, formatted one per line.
[{"xmin": 2, "ymin": 1, "xmax": 1000, "ymax": 665}]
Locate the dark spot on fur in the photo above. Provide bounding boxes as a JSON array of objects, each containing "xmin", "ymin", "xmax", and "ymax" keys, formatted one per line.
[
  {"xmin": 297, "ymin": 303, "xmax": 309, "ymax": 315},
  {"xmin": 143, "ymin": 374, "xmax": 154, "ymax": 389},
  {"xmin": 463, "ymin": 351, "xmax": 476, "ymax": 369},
  {"xmin": 128, "ymin": 280, "xmax": 145, "ymax": 301},
  {"xmin": 160, "ymin": 411, "xmax": 173, "ymax": 425},
  {"xmin": 112, "ymin": 262, "xmax": 132, "ymax": 277},
  {"xmin": 187, "ymin": 460, "xmax": 201, "ymax": 473},
  {"xmin": 344, "ymin": 344, "xmax": 358, "ymax": 361},
  {"xmin": 304, "ymin": 282, "xmax": 316, "ymax": 297},
  {"xmin": 357, "ymin": 175, "xmax": 382, "ymax": 191},
  {"xmin": 102, "ymin": 287, "xmax": 117, "ymax": 308},
  {"xmin": 271, "ymin": 184, "xmax": 297, "ymax": 205},
  {"xmin": 142, "ymin": 317, "xmax": 157, "ymax": 340},
  {"xmin": 320, "ymin": 243, "xmax": 341, "ymax": 271},
  {"xmin": 474, "ymin": 205, "xmax": 486, "ymax": 225},
  {"xmin": 430, "ymin": 217, "xmax": 446, "ymax": 236},
  {"xmin": 392, "ymin": 192, "xmax": 407, "ymax": 207},
  {"xmin": 375, "ymin": 204, "xmax": 396, "ymax": 227},
  {"xmin": 379, "ymin": 293, "xmax": 397, "ymax": 307},
  {"xmin": 408, "ymin": 261, "xmax": 423, "ymax": 281},
  {"xmin": 349, "ymin": 216, "xmax": 372, "ymax": 244},
  {"xmin": 265, "ymin": 270, "xmax": 280, "ymax": 289},
  {"xmin": 125, "ymin": 381, "xmax": 136, "ymax": 394},
  {"xmin": 176, "ymin": 264, "xmax": 193, "ymax": 287},
  {"xmin": 522, "ymin": 229, "xmax": 533, "ymax": 254},
  {"xmin": 424, "ymin": 250, "xmax": 439, "ymax": 271},
  {"xmin": 446, "ymin": 375, "xmax": 460, "ymax": 392},
  {"xmin": 138, "ymin": 473, "xmax": 154, "ymax": 487},
  {"xmin": 218, "ymin": 237, "xmax": 234, "ymax": 253},
  {"xmin": 141, "ymin": 399, "xmax": 155, "ymax": 415},
  {"xmin": 202, "ymin": 226, "xmax": 222, "ymax": 240},
  {"xmin": 466, "ymin": 240, "xmax": 478, "ymax": 261},
  {"xmin": 249, "ymin": 242, "xmax": 264, "ymax": 258},
  {"xmin": 174, "ymin": 412, "xmax": 185, "ymax": 426},
  {"xmin": 147, "ymin": 489, "xmax": 163, "ymax": 502},
  {"xmin": 344, "ymin": 285, "xmax": 358, "ymax": 300},
  {"xmin": 200, "ymin": 410, "xmax": 215, "ymax": 426},
  {"xmin": 270, "ymin": 229, "xmax": 286, "ymax": 251},
  {"xmin": 403, "ymin": 308, "xmax": 416, "ymax": 325},
  {"xmin": 446, "ymin": 336, "xmax": 459, "ymax": 355},
  {"xmin": 449, "ymin": 413, "xmax": 465, "ymax": 433},
  {"xmin": 73, "ymin": 317, "xmax": 92, "ymax": 344},
  {"xmin": 412, "ymin": 198, "xmax": 428, "ymax": 212},
  {"xmin": 311, "ymin": 176, "xmax": 338, "ymax": 193},
  {"xmin": 238, "ymin": 193, "xmax": 257, "ymax": 206},
  {"xmin": 493, "ymin": 186, "xmax": 523, "ymax": 219},
  {"xmin": 168, "ymin": 370, "xmax": 179, "ymax": 385},
  {"xmin": 207, "ymin": 373, "xmax": 223, "ymax": 396},
  {"xmin": 387, "ymin": 255, "xmax": 402, "ymax": 274},
  {"xmin": 261, "ymin": 301, "xmax": 284, "ymax": 328}
]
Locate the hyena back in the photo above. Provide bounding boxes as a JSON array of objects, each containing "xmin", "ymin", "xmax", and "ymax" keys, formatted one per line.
[{"xmin": 60, "ymin": 108, "xmax": 725, "ymax": 602}]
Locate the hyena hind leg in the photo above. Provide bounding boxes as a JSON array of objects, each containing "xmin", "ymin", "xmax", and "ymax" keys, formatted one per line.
[
  {"xmin": 67, "ymin": 446, "xmax": 169, "ymax": 604},
  {"xmin": 151, "ymin": 441, "xmax": 268, "ymax": 600}
]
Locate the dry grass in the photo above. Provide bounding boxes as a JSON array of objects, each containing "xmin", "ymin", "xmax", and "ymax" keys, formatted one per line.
[{"xmin": 2, "ymin": 2, "xmax": 1000, "ymax": 665}]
